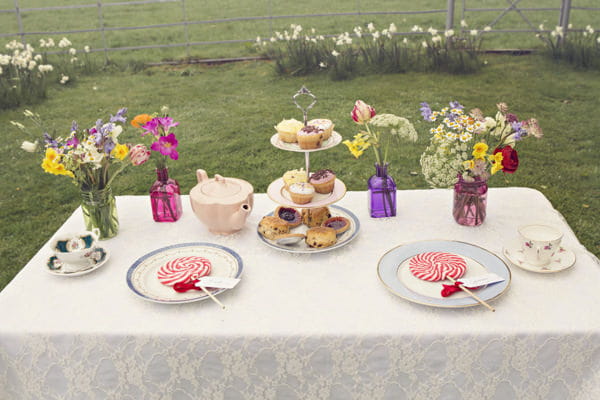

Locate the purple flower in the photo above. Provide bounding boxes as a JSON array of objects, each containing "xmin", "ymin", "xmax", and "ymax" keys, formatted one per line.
[
  {"xmin": 511, "ymin": 121, "xmax": 527, "ymax": 141},
  {"xmin": 156, "ymin": 117, "xmax": 179, "ymax": 133},
  {"xmin": 43, "ymin": 132, "xmax": 59, "ymax": 148},
  {"xmin": 103, "ymin": 139, "xmax": 116, "ymax": 154},
  {"xmin": 141, "ymin": 118, "xmax": 160, "ymax": 137},
  {"xmin": 420, "ymin": 102, "xmax": 432, "ymax": 120},
  {"xmin": 66, "ymin": 136, "xmax": 79, "ymax": 148},
  {"xmin": 71, "ymin": 121, "xmax": 78, "ymax": 133},
  {"xmin": 506, "ymin": 113, "xmax": 518, "ymax": 123},
  {"xmin": 110, "ymin": 108, "xmax": 127, "ymax": 124},
  {"xmin": 449, "ymin": 101, "xmax": 464, "ymax": 110},
  {"xmin": 150, "ymin": 133, "xmax": 179, "ymax": 160}
]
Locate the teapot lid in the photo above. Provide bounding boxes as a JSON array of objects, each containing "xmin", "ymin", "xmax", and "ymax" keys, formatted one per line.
[{"xmin": 201, "ymin": 175, "xmax": 241, "ymax": 198}]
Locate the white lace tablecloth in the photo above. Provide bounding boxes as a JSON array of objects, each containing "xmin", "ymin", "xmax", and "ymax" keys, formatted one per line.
[{"xmin": 1, "ymin": 189, "xmax": 599, "ymax": 400}]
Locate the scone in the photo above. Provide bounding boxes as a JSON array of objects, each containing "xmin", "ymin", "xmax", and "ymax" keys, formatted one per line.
[
  {"xmin": 275, "ymin": 206, "xmax": 302, "ymax": 228},
  {"xmin": 301, "ymin": 207, "xmax": 331, "ymax": 227},
  {"xmin": 258, "ymin": 216, "xmax": 290, "ymax": 239},
  {"xmin": 288, "ymin": 183, "xmax": 315, "ymax": 204},
  {"xmin": 305, "ymin": 227, "xmax": 337, "ymax": 248},
  {"xmin": 282, "ymin": 168, "xmax": 307, "ymax": 188},
  {"xmin": 322, "ymin": 216, "xmax": 351, "ymax": 235},
  {"xmin": 296, "ymin": 125, "xmax": 324, "ymax": 149},
  {"xmin": 308, "ymin": 169, "xmax": 336, "ymax": 194},
  {"xmin": 308, "ymin": 118, "xmax": 334, "ymax": 140},
  {"xmin": 275, "ymin": 119, "xmax": 304, "ymax": 143}
]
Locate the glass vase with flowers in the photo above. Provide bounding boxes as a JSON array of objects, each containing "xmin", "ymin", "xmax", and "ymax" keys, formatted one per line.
[
  {"xmin": 131, "ymin": 108, "xmax": 183, "ymax": 222},
  {"xmin": 343, "ymin": 100, "xmax": 418, "ymax": 218},
  {"xmin": 419, "ymin": 101, "xmax": 543, "ymax": 226}
]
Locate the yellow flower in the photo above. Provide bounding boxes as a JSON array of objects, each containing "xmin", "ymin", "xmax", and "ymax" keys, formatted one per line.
[
  {"xmin": 462, "ymin": 159, "xmax": 475, "ymax": 170},
  {"xmin": 490, "ymin": 152, "xmax": 504, "ymax": 174},
  {"xmin": 45, "ymin": 148, "xmax": 59, "ymax": 162},
  {"xmin": 111, "ymin": 144, "xmax": 129, "ymax": 160},
  {"xmin": 472, "ymin": 142, "xmax": 488, "ymax": 159}
]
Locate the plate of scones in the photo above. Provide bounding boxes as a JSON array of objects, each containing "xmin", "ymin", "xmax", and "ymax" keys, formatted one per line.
[{"xmin": 257, "ymin": 205, "xmax": 360, "ymax": 253}]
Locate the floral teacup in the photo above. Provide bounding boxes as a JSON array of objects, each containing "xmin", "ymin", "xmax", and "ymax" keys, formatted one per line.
[
  {"xmin": 518, "ymin": 224, "xmax": 563, "ymax": 267},
  {"xmin": 50, "ymin": 228, "xmax": 100, "ymax": 266}
]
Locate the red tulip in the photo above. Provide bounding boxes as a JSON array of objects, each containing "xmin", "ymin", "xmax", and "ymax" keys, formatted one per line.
[{"xmin": 351, "ymin": 100, "xmax": 376, "ymax": 124}]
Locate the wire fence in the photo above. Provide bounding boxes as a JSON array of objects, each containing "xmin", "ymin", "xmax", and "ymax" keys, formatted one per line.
[{"xmin": 1, "ymin": 0, "xmax": 598, "ymax": 62}]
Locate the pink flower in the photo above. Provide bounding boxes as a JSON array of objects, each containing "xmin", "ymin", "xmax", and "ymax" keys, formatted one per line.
[
  {"xmin": 129, "ymin": 144, "xmax": 151, "ymax": 166},
  {"xmin": 150, "ymin": 133, "xmax": 179, "ymax": 160},
  {"xmin": 351, "ymin": 100, "xmax": 376, "ymax": 124}
]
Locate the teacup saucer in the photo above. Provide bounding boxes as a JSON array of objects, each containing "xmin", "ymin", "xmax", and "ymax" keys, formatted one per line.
[
  {"xmin": 46, "ymin": 247, "xmax": 110, "ymax": 276},
  {"xmin": 503, "ymin": 239, "xmax": 575, "ymax": 273}
]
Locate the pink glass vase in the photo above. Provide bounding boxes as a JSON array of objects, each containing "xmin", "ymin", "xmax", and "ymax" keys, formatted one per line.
[
  {"xmin": 453, "ymin": 174, "xmax": 487, "ymax": 226},
  {"xmin": 150, "ymin": 167, "xmax": 182, "ymax": 222}
]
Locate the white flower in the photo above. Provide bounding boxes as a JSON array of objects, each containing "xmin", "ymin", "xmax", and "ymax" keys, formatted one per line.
[
  {"xmin": 402, "ymin": 38, "xmax": 408, "ymax": 44},
  {"xmin": 39, "ymin": 39, "xmax": 47, "ymax": 48},
  {"xmin": 161, "ymin": 105, "xmax": 169, "ymax": 114},
  {"xmin": 389, "ymin": 23, "xmax": 397, "ymax": 33},
  {"xmin": 69, "ymin": 48, "xmax": 76, "ymax": 55},
  {"xmin": 597, "ymin": 37, "xmax": 600, "ymax": 44},
  {"xmin": 270, "ymin": 37, "xmax": 276, "ymax": 42},
  {"xmin": 372, "ymin": 31, "xmax": 380, "ymax": 40},
  {"xmin": 46, "ymin": 38, "xmax": 55, "ymax": 47},
  {"xmin": 60, "ymin": 74, "xmax": 69, "ymax": 84},
  {"xmin": 23, "ymin": 109, "xmax": 35, "ymax": 117},
  {"xmin": 58, "ymin": 37, "xmax": 71, "ymax": 48},
  {"xmin": 411, "ymin": 25, "xmax": 423, "ymax": 33},
  {"xmin": 311, "ymin": 28, "xmax": 316, "ymax": 34},
  {"xmin": 367, "ymin": 23, "xmax": 375, "ymax": 32},
  {"xmin": 422, "ymin": 41, "xmax": 428, "ymax": 48},
  {"xmin": 319, "ymin": 62, "xmax": 327, "ymax": 68},
  {"xmin": 84, "ymin": 45, "xmax": 90, "ymax": 53},
  {"xmin": 445, "ymin": 29, "xmax": 454, "ymax": 38},
  {"xmin": 331, "ymin": 50, "xmax": 340, "ymax": 57},
  {"xmin": 21, "ymin": 140, "xmax": 38, "ymax": 152},
  {"xmin": 70, "ymin": 57, "xmax": 78, "ymax": 63},
  {"xmin": 92, "ymin": 85, "xmax": 98, "ymax": 91},
  {"xmin": 109, "ymin": 124, "xmax": 122, "ymax": 139},
  {"xmin": 470, "ymin": 29, "xmax": 478, "ymax": 36},
  {"xmin": 28, "ymin": 60, "xmax": 36, "ymax": 70},
  {"xmin": 0, "ymin": 54, "xmax": 10, "ymax": 65},
  {"xmin": 568, "ymin": 23, "xmax": 572, "ymax": 29},
  {"xmin": 587, "ymin": 26, "xmax": 594, "ymax": 34},
  {"xmin": 483, "ymin": 26, "xmax": 492, "ymax": 32},
  {"xmin": 318, "ymin": 35, "xmax": 324, "ymax": 41},
  {"xmin": 460, "ymin": 20, "xmax": 468, "ymax": 28},
  {"xmin": 432, "ymin": 35, "xmax": 441, "ymax": 43},
  {"xmin": 539, "ymin": 24, "xmax": 545, "ymax": 31},
  {"xmin": 427, "ymin": 27, "xmax": 438, "ymax": 35},
  {"xmin": 34, "ymin": 54, "xmax": 42, "ymax": 61},
  {"xmin": 255, "ymin": 36, "xmax": 261, "ymax": 43},
  {"xmin": 10, "ymin": 121, "xmax": 25, "ymax": 130}
]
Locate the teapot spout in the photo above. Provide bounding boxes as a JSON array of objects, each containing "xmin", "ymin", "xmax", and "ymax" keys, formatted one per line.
[
  {"xmin": 230, "ymin": 203, "xmax": 252, "ymax": 227},
  {"xmin": 196, "ymin": 169, "xmax": 209, "ymax": 183}
]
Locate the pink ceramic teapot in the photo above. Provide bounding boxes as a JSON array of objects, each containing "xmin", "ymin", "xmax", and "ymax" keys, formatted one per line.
[{"xmin": 189, "ymin": 169, "xmax": 253, "ymax": 234}]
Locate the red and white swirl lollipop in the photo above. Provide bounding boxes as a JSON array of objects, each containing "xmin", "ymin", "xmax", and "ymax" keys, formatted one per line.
[
  {"xmin": 157, "ymin": 256, "xmax": 212, "ymax": 286},
  {"xmin": 408, "ymin": 251, "xmax": 495, "ymax": 312},
  {"xmin": 409, "ymin": 252, "xmax": 467, "ymax": 282}
]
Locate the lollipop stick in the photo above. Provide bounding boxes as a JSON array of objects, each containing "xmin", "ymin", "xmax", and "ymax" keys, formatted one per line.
[
  {"xmin": 197, "ymin": 285, "xmax": 226, "ymax": 310},
  {"xmin": 447, "ymin": 276, "xmax": 495, "ymax": 312}
]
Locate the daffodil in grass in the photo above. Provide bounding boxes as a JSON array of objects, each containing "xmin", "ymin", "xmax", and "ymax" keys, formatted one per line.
[{"xmin": 472, "ymin": 142, "xmax": 488, "ymax": 159}]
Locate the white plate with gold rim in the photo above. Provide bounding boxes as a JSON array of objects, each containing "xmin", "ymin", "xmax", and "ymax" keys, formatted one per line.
[
  {"xmin": 126, "ymin": 243, "xmax": 243, "ymax": 304},
  {"xmin": 267, "ymin": 177, "xmax": 346, "ymax": 208},
  {"xmin": 257, "ymin": 205, "xmax": 360, "ymax": 254},
  {"xmin": 377, "ymin": 240, "xmax": 511, "ymax": 308},
  {"xmin": 270, "ymin": 131, "xmax": 342, "ymax": 152}
]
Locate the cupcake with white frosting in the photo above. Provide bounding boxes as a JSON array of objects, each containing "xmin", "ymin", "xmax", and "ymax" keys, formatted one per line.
[{"xmin": 287, "ymin": 182, "xmax": 315, "ymax": 204}]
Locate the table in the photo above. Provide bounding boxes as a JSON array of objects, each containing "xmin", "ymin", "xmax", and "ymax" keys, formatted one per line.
[{"xmin": 1, "ymin": 189, "xmax": 599, "ymax": 400}]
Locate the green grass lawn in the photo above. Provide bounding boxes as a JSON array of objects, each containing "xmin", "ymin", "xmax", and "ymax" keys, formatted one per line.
[{"xmin": 1, "ymin": 53, "xmax": 599, "ymax": 291}]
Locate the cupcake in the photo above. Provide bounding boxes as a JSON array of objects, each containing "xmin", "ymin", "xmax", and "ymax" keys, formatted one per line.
[
  {"xmin": 275, "ymin": 119, "xmax": 304, "ymax": 143},
  {"xmin": 308, "ymin": 169, "xmax": 336, "ymax": 194},
  {"xmin": 296, "ymin": 125, "xmax": 324, "ymax": 149},
  {"xmin": 305, "ymin": 227, "xmax": 337, "ymax": 248},
  {"xmin": 282, "ymin": 168, "xmax": 308, "ymax": 188},
  {"xmin": 287, "ymin": 182, "xmax": 315, "ymax": 204},
  {"xmin": 308, "ymin": 119, "xmax": 334, "ymax": 140}
]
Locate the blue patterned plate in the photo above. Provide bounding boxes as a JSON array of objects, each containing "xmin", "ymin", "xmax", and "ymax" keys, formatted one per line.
[
  {"xmin": 377, "ymin": 240, "xmax": 511, "ymax": 308},
  {"xmin": 126, "ymin": 242, "xmax": 243, "ymax": 304}
]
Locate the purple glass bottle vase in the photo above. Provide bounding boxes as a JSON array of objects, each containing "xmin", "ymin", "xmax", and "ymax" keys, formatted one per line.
[
  {"xmin": 453, "ymin": 174, "xmax": 488, "ymax": 226},
  {"xmin": 150, "ymin": 167, "xmax": 183, "ymax": 222},
  {"xmin": 368, "ymin": 163, "xmax": 397, "ymax": 218}
]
